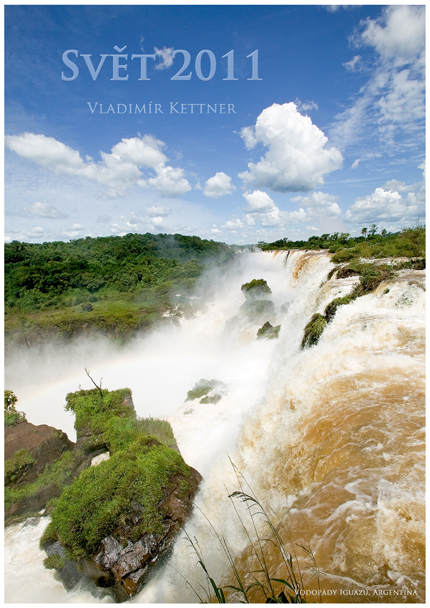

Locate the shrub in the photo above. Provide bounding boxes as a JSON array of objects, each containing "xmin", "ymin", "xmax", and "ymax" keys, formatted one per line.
[
  {"xmin": 49, "ymin": 442, "xmax": 190, "ymax": 560},
  {"xmin": 257, "ymin": 322, "xmax": 281, "ymax": 340},
  {"xmin": 4, "ymin": 390, "xmax": 26, "ymax": 426},
  {"xmin": 5, "ymin": 450, "xmax": 75, "ymax": 512},
  {"xmin": 324, "ymin": 294, "xmax": 355, "ymax": 324}
]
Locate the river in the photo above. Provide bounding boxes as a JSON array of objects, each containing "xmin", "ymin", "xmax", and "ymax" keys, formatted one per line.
[{"xmin": 4, "ymin": 250, "xmax": 425, "ymax": 603}]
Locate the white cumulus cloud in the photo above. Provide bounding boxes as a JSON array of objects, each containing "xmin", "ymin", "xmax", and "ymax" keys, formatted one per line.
[
  {"xmin": 238, "ymin": 102, "xmax": 343, "ymax": 192},
  {"xmin": 146, "ymin": 206, "xmax": 171, "ymax": 217},
  {"xmin": 25, "ymin": 201, "xmax": 67, "ymax": 218},
  {"xmin": 203, "ymin": 172, "xmax": 236, "ymax": 198},
  {"xmin": 242, "ymin": 191, "xmax": 282, "ymax": 227},
  {"xmin": 151, "ymin": 216, "xmax": 165, "ymax": 228},
  {"xmin": 360, "ymin": 5, "xmax": 425, "ymax": 65},
  {"xmin": 290, "ymin": 191, "xmax": 342, "ymax": 220},
  {"xmin": 243, "ymin": 190, "xmax": 276, "ymax": 214},
  {"xmin": 222, "ymin": 218, "xmax": 244, "ymax": 230},
  {"xmin": 5, "ymin": 132, "xmax": 191, "ymax": 198},
  {"xmin": 346, "ymin": 186, "xmax": 425, "ymax": 224}
]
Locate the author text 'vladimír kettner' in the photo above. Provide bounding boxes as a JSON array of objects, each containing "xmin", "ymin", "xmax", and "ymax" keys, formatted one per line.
[{"xmin": 87, "ymin": 102, "xmax": 237, "ymax": 114}]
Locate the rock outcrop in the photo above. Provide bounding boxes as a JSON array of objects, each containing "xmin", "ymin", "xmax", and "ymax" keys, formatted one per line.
[
  {"xmin": 34, "ymin": 387, "xmax": 202, "ymax": 602},
  {"xmin": 257, "ymin": 321, "xmax": 281, "ymax": 340},
  {"xmin": 4, "ymin": 420, "xmax": 90, "ymax": 520},
  {"xmin": 81, "ymin": 466, "xmax": 201, "ymax": 601}
]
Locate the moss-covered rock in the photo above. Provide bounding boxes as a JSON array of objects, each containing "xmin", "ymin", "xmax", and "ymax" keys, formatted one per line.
[
  {"xmin": 186, "ymin": 379, "xmax": 226, "ymax": 404},
  {"xmin": 40, "ymin": 388, "xmax": 202, "ymax": 601},
  {"xmin": 301, "ymin": 314, "xmax": 327, "ymax": 349},
  {"xmin": 4, "ymin": 419, "xmax": 81, "ymax": 521},
  {"xmin": 324, "ymin": 294, "xmax": 356, "ymax": 324},
  {"xmin": 257, "ymin": 322, "xmax": 281, "ymax": 340},
  {"xmin": 241, "ymin": 279, "xmax": 272, "ymax": 300},
  {"xmin": 4, "ymin": 449, "xmax": 35, "ymax": 485},
  {"xmin": 240, "ymin": 299, "xmax": 275, "ymax": 322}
]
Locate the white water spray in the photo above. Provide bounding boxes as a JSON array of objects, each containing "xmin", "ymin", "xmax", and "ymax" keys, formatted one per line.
[{"xmin": 4, "ymin": 251, "xmax": 425, "ymax": 603}]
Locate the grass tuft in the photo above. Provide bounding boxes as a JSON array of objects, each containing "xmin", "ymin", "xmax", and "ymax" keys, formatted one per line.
[
  {"xmin": 181, "ymin": 461, "xmax": 321, "ymax": 603},
  {"xmin": 5, "ymin": 449, "xmax": 36, "ymax": 484},
  {"xmin": 301, "ymin": 314, "xmax": 327, "ymax": 349},
  {"xmin": 43, "ymin": 554, "xmax": 66, "ymax": 570}
]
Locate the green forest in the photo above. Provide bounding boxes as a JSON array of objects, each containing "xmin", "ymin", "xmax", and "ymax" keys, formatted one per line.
[
  {"xmin": 5, "ymin": 227, "xmax": 424, "ymax": 348},
  {"xmin": 5, "ymin": 233, "xmax": 234, "ymax": 346},
  {"xmin": 258, "ymin": 224, "xmax": 425, "ymax": 261}
]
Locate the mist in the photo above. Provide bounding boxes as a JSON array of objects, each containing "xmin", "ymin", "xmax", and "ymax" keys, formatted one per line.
[{"xmin": 5, "ymin": 249, "xmax": 425, "ymax": 603}]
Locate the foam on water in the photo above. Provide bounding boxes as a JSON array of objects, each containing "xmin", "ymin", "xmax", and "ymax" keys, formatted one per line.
[{"xmin": 4, "ymin": 251, "xmax": 425, "ymax": 603}]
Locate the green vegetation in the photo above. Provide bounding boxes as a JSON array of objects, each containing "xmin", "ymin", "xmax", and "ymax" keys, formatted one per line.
[
  {"xmin": 258, "ymin": 225, "xmax": 425, "ymax": 264},
  {"xmin": 241, "ymin": 279, "xmax": 272, "ymax": 299},
  {"xmin": 301, "ymin": 314, "xmax": 327, "ymax": 349},
  {"xmin": 5, "ymin": 232, "xmax": 235, "ymax": 345},
  {"xmin": 5, "ymin": 450, "xmax": 75, "ymax": 512},
  {"xmin": 257, "ymin": 322, "xmax": 281, "ymax": 340},
  {"xmin": 186, "ymin": 379, "xmax": 226, "ymax": 405},
  {"xmin": 43, "ymin": 388, "xmax": 192, "ymax": 561},
  {"xmin": 302, "ymin": 256, "xmax": 422, "ymax": 349},
  {"xmin": 324, "ymin": 294, "xmax": 356, "ymax": 324},
  {"xmin": 47, "ymin": 444, "xmax": 190, "ymax": 560},
  {"xmin": 4, "ymin": 389, "xmax": 26, "ymax": 426},
  {"xmin": 5, "ymin": 449, "xmax": 36, "ymax": 484},
  {"xmin": 240, "ymin": 299, "xmax": 275, "ymax": 322},
  {"xmin": 64, "ymin": 387, "xmax": 176, "ymax": 452},
  {"xmin": 183, "ymin": 464, "xmax": 319, "ymax": 603},
  {"xmin": 43, "ymin": 554, "xmax": 66, "ymax": 571}
]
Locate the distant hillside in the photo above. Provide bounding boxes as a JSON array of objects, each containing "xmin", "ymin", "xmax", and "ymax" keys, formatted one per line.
[{"xmin": 4, "ymin": 232, "xmax": 235, "ymax": 348}]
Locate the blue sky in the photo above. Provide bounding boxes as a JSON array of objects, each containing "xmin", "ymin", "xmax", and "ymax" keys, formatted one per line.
[{"xmin": 5, "ymin": 4, "xmax": 425, "ymax": 245}]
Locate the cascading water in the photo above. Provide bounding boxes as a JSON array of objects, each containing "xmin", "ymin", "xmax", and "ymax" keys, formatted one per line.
[{"xmin": 4, "ymin": 250, "xmax": 425, "ymax": 603}]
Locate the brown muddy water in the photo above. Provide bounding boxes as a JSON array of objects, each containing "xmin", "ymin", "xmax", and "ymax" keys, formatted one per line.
[{"xmin": 4, "ymin": 251, "xmax": 425, "ymax": 603}]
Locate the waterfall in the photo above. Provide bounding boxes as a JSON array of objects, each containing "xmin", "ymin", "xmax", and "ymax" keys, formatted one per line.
[{"xmin": 4, "ymin": 250, "xmax": 425, "ymax": 603}]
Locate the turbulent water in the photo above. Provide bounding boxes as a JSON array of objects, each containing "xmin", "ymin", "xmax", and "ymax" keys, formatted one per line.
[{"xmin": 4, "ymin": 250, "xmax": 425, "ymax": 603}]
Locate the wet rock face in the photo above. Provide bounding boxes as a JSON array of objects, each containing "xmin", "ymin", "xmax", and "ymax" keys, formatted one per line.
[
  {"xmin": 78, "ymin": 466, "xmax": 202, "ymax": 602},
  {"xmin": 5, "ymin": 420, "xmax": 73, "ymax": 465},
  {"xmin": 5, "ymin": 420, "xmax": 93, "ymax": 520}
]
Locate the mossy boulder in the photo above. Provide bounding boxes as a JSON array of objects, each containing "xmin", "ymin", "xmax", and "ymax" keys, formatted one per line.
[
  {"xmin": 324, "ymin": 294, "xmax": 355, "ymax": 324},
  {"xmin": 40, "ymin": 388, "xmax": 202, "ymax": 601},
  {"xmin": 301, "ymin": 314, "xmax": 327, "ymax": 349},
  {"xmin": 241, "ymin": 279, "xmax": 272, "ymax": 300},
  {"xmin": 240, "ymin": 299, "xmax": 275, "ymax": 322},
  {"xmin": 186, "ymin": 379, "xmax": 226, "ymax": 405},
  {"xmin": 257, "ymin": 322, "xmax": 281, "ymax": 340},
  {"xmin": 4, "ymin": 420, "xmax": 84, "ymax": 521}
]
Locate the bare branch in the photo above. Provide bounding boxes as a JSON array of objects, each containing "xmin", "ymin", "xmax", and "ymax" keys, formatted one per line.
[{"xmin": 84, "ymin": 367, "xmax": 103, "ymax": 398}]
